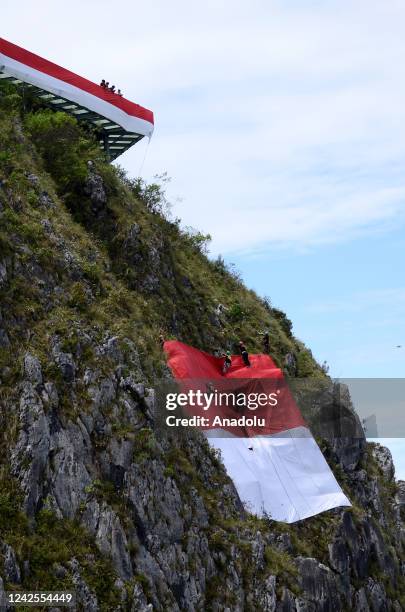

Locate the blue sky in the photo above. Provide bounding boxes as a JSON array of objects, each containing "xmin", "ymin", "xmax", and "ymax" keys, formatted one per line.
[
  {"xmin": 3, "ymin": 0, "xmax": 405, "ymax": 475},
  {"xmin": 231, "ymin": 230, "xmax": 405, "ymax": 379}
]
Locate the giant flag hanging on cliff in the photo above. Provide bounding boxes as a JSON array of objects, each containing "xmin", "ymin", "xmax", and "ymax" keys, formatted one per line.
[{"xmin": 164, "ymin": 340, "xmax": 351, "ymax": 523}]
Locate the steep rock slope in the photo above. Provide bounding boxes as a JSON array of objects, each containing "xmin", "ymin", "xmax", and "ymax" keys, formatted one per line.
[{"xmin": 0, "ymin": 87, "xmax": 404, "ymax": 611}]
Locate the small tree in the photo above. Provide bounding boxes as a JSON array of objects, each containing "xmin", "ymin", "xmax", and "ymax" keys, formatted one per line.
[
  {"xmin": 130, "ymin": 172, "xmax": 172, "ymax": 218},
  {"xmin": 228, "ymin": 302, "xmax": 247, "ymax": 323},
  {"xmin": 183, "ymin": 226, "xmax": 212, "ymax": 254},
  {"xmin": 272, "ymin": 308, "xmax": 293, "ymax": 337},
  {"xmin": 296, "ymin": 351, "xmax": 315, "ymax": 377},
  {"xmin": 25, "ymin": 110, "xmax": 98, "ymax": 193}
]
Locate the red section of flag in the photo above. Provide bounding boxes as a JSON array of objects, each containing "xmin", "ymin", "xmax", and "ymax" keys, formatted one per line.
[
  {"xmin": 164, "ymin": 340, "xmax": 307, "ymax": 436},
  {"xmin": 0, "ymin": 37, "xmax": 154, "ymax": 124}
]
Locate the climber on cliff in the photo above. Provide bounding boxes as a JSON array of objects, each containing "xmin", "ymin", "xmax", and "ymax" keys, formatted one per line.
[
  {"xmin": 239, "ymin": 341, "xmax": 251, "ymax": 367},
  {"xmin": 222, "ymin": 351, "xmax": 232, "ymax": 374}
]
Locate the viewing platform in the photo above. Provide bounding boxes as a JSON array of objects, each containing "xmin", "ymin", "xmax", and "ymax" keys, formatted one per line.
[{"xmin": 0, "ymin": 37, "xmax": 154, "ymax": 161}]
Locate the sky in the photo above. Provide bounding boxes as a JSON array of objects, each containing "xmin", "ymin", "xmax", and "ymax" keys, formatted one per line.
[{"xmin": 2, "ymin": 0, "xmax": 405, "ymax": 474}]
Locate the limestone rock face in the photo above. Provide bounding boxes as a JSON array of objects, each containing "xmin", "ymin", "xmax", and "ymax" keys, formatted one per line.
[
  {"xmin": 0, "ymin": 111, "xmax": 404, "ymax": 612},
  {"xmin": 4, "ymin": 329, "xmax": 404, "ymax": 611},
  {"xmin": 84, "ymin": 170, "xmax": 107, "ymax": 213},
  {"xmin": 0, "ymin": 576, "xmax": 11, "ymax": 611},
  {"xmin": 1, "ymin": 543, "xmax": 21, "ymax": 584},
  {"xmin": 373, "ymin": 444, "xmax": 395, "ymax": 481},
  {"xmin": 23, "ymin": 352, "xmax": 43, "ymax": 386}
]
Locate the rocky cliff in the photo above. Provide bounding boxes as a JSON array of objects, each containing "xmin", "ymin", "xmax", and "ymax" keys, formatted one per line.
[{"xmin": 0, "ymin": 84, "xmax": 404, "ymax": 611}]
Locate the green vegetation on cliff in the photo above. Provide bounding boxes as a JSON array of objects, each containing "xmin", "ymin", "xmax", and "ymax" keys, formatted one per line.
[
  {"xmin": 1, "ymin": 80, "xmax": 404, "ymax": 611},
  {"xmin": 0, "ymin": 80, "xmax": 322, "ymax": 382}
]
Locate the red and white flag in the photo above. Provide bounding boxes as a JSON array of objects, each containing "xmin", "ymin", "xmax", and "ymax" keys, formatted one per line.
[{"xmin": 164, "ymin": 341, "xmax": 351, "ymax": 523}]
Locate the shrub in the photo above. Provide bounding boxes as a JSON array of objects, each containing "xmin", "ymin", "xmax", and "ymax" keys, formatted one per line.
[
  {"xmin": 273, "ymin": 307, "xmax": 293, "ymax": 337},
  {"xmin": 0, "ymin": 80, "xmax": 21, "ymax": 111},
  {"xmin": 296, "ymin": 350, "xmax": 316, "ymax": 377},
  {"xmin": 129, "ymin": 172, "xmax": 172, "ymax": 217},
  {"xmin": 228, "ymin": 302, "xmax": 247, "ymax": 323},
  {"xmin": 212, "ymin": 255, "xmax": 227, "ymax": 274},
  {"xmin": 183, "ymin": 227, "xmax": 212, "ymax": 254},
  {"xmin": 262, "ymin": 295, "xmax": 272, "ymax": 312},
  {"xmin": 67, "ymin": 282, "xmax": 89, "ymax": 311},
  {"xmin": 211, "ymin": 256, "xmax": 242, "ymax": 283},
  {"xmin": 24, "ymin": 110, "xmax": 97, "ymax": 193}
]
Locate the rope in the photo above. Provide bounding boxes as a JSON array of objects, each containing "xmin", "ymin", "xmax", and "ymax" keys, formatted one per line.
[{"xmin": 138, "ymin": 135, "xmax": 151, "ymax": 177}]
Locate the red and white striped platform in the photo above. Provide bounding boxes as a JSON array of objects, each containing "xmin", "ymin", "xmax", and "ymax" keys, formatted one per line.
[{"xmin": 0, "ymin": 38, "xmax": 154, "ymax": 160}]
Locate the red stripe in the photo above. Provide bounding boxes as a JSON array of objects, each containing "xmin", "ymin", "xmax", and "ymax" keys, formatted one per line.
[
  {"xmin": 0, "ymin": 38, "xmax": 154, "ymax": 125},
  {"xmin": 164, "ymin": 341, "xmax": 307, "ymax": 436}
]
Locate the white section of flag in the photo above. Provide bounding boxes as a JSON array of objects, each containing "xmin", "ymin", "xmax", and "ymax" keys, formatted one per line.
[
  {"xmin": 0, "ymin": 54, "xmax": 154, "ymax": 137},
  {"xmin": 206, "ymin": 426, "xmax": 351, "ymax": 522}
]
